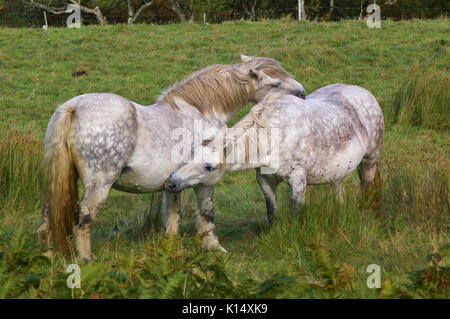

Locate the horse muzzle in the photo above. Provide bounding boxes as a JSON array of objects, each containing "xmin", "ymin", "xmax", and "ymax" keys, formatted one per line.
[
  {"xmin": 297, "ymin": 90, "xmax": 306, "ymax": 99},
  {"xmin": 165, "ymin": 175, "xmax": 184, "ymax": 192}
]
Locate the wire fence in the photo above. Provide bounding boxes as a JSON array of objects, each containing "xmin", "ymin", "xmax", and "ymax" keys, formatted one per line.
[{"xmin": 0, "ymin": 6, "xmax": 448, "ymax": 28}]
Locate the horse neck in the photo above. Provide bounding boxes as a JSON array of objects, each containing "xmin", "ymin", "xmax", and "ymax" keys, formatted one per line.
[
  {"xmin": 157, "ymin": 65, "xmax": 255, "ymax": 126},
  {"xmin": 157, "ymin": 97, "xmax": 250, "ymax": 128},
  {"xmin": 219, "ymin": 119, "xmax": 272, "ymax": 172},
  {"xmin": 212, "ymin": 102, "xmax": 246, "ymax": 126}
]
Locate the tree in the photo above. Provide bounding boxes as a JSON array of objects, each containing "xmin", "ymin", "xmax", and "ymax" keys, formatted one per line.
[
  {"xmin": 329, "ymin": 0, "xmax": 334, "ymax": 19},
  {"xmin": 24, "ymin": 0, "xmax": 108, "ymax": 25},
  {"xmin": 166, "ymin": 0, "xmax": 192, "ymax": 22},
  {"xmin": 300, "ymin": 0, "xmax": 306, "ymax": 19},
  {"xmin": 241, "ymin": 0, "xmax": 258, "ymax": 21},
  {"xmin": 127, "ymin": 0, "xmax": 154, "ymax": 24}
]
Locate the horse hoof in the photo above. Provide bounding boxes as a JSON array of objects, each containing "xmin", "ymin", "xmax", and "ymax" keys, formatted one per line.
[
  {"xmin": 219, "ymin": 245, "xmax": 228, "ymax": 253},
  {"xmin": 201, "ymin": 236, "xmax": 228, "ymax": 253},
  {"xmin": 42, "ymin": 250, "xmax": 54, "ymax": 259}
]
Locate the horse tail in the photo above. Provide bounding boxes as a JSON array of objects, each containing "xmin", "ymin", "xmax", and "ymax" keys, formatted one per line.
[{"xmin": 42, "ymin": 104, "xmax": 78, "ymax": 256}]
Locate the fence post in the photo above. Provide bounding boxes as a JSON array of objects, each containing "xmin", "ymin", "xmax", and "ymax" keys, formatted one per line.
[
  {"xmin": 43, "ymin": 11, "xmax": 48, "ymax": 30},
  {"xmin": 298, "ymin": 0, "xmax": 302, "ymax": 21}
]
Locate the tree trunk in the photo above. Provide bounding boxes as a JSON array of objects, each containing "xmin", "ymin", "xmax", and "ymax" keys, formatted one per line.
[
  {"xmin": 359, "ymin": 1, "xmax": 364, "ymax": 20},
  {"xmin": 250, "ymin": 0, "xmax": 257, "ymax": 21},
  {"xmin": 127, "ymin": 0, "xmax": 134, "ymax": 24},
  {"xmin": 166, "ymin": 0, "xmax": 186, "ymax": 22}
]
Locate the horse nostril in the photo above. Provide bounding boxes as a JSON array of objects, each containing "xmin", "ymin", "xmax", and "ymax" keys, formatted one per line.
[
  {"xmin": 297, "ymin": 91, "xmax": 306, "ymax": 99},
  {"xmin": 167, "ymin": 181, "xmax": 177, "ymax": 189}
]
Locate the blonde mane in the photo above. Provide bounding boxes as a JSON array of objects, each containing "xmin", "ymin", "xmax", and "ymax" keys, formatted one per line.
[
  {"xmin": 232, "ymin": 91, "xmax": 284, "ymax": 131},
  {"xmin": 217, "ymin": 99, "xmax": 273, "ymax": 168},
  {"xmin": 221, "ymin": 91, "xmax": 290, "ymax": 168},
  {"xmin": 158, "ymin": 58, "xmax": 292, "ymax": 117}
]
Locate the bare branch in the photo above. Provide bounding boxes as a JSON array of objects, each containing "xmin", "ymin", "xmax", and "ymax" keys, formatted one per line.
[
  {"xmin": 128, "ymin": 0, "xmax": 154, "ymax": 24},
  {"xmin": 25, "ymin": 0, "xmax": 107, "ymax": 25},
  {"xmin": 68, "ymin": 0, "xmax": 107, "ymax": 25},
  {"xmin": 384, "ymin": 0, "xmax": 399, "ymax": 5},
  {"xmin": 132, "ymin": 1, "xmax": 153, "ymax": 24},
  {"xmin": 27, "ymin": 0, "xmax": 67, "ymax": 15}
]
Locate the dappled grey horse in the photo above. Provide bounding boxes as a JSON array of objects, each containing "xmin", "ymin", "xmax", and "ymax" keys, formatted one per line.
[
  {"xmin": 39, "ymin": 55, "xmax": 305, "ymax": 259},
  {"xmin": 167, "ymin": 84, "xmax": 384, "ymax": 226}
]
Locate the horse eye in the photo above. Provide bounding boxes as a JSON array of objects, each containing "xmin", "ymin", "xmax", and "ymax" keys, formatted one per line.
[
  {"xmin": 273, "ymin": 82, "xmax": 281, "ymax": 88},
  {"xmin": 205, "ymin": 164, "xmax": 215, "ymax": 172}
]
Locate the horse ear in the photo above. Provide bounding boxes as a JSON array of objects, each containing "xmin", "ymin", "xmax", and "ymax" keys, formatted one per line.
[
  {"xmin": 240, "ymin": 54, "xmax": 254, "ymax": 63},
  {"xmin": 248, "ymin": 68, "xmax": 260, "ymax": 79},
  {"xmin": 249, "ymin": 69, "xmax": 280, "ymax": 87}
]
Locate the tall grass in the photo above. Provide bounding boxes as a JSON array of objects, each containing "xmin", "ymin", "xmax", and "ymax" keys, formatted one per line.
[
  {"xmin": 255, "ymin": 164, "xmax": 449, "ymax": 298},
  {"xmin": 0, "ymin": 97, "xmax": 448, "ymax": 299},
  {"xmin": 390, "ymin": 63, "xmax": 449, "ymax": 130},
  {"xmin": 0, "ymin": 127, "xmax": 42, "ymax": 210},
  {"xmin": 0, "ymin": 122, "xmax": 448, "ymax": 298}
]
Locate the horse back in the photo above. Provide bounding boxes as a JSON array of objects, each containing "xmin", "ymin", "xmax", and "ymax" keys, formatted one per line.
[
  {"xmin": 308, "ymin": 84, "xmax": 384, "ymax": 155},
  {"xmin": 63, "ymin": 93, "xmax": 139, "ymax": 184}
]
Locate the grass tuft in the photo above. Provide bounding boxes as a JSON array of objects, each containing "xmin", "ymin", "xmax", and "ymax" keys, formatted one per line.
[
  {"xmin": 389, "ymin": 63, "xmax": 449, "ymax": 130},
  {"xmin": 0, "ymin": 127, "xmax": 42, "ymax": 210}
]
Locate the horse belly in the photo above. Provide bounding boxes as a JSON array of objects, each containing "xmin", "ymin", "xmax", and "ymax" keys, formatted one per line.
[
  {"xmin": 112, "ymin": 105, "xmax": 185, "ymax": 193},
  {"xmin": 307, "ymin": 139, "xmax": 365, "ymax": 184},
  {"xmin": 112, "ymin": 152, "xmax": 177, "ymax": 193}
]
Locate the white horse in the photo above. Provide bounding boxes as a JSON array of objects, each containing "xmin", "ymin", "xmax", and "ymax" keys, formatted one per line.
[
  {"xmin": 167, "ymin": 84, "xmax": 384, "ymax": 227},
  {"xmin": 40, "ymin": 55, "xmax": 305, "ymax": 259}
]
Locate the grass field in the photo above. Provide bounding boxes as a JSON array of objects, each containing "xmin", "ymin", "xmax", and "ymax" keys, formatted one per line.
[{"xmin": 0, "ymin": 18, "xmax": 449, "ymax": 298}]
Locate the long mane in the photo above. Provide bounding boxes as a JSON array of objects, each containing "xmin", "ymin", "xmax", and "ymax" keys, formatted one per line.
[
  {"xmin": 158, "ymin": 64, "xmax": 249, "ymax": 117},
  {"xmin": 215, "ymin": 96, "xmax": 276, "ymax": 168},
  {"xmin": 158, "ymin": 58, "xmax": 292, "ymax": 117}
]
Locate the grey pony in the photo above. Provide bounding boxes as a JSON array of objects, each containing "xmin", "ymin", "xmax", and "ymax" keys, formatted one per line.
[{"xmin": 168, "ymin": 84, "xmax": 384, "ymax": 227}]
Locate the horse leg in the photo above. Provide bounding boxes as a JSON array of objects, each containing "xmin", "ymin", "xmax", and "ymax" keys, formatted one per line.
[
  {"xmin": 73, "ymin": 183, "xmax": 111, "ymax": 260},
  {"xmin": 287, "ymin": 168, "xmax": 307, "ymax": 212},
  {"xmin": 37, "ymin": 202, "xmax": 52, "ymax": 249},
  {"xmin": 358, "ymin": 161, "xmax": 382, "ymax": 218},
  {"xmin": 333, "ymin": 179, "xmax": 344, "ymax": 204},
  {"xmin": 357, "ymin": 161, "xmax": 379, "ymax": 193},
  {"xmin": 164, "ymin": 190, "xmax": 182, "ymax": 235},
  {"xmin": 193, "ymin": 184, "xmax": 226, "ymax": 252},
  {"xmin": 256, "ymin": 168, "xmax": 280, "ymax": 225}
]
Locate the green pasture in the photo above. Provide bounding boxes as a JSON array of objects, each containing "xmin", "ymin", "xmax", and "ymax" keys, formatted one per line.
[{"xmin": 0, "ymin": 18, "xmax": 448, "ymax": 298}]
